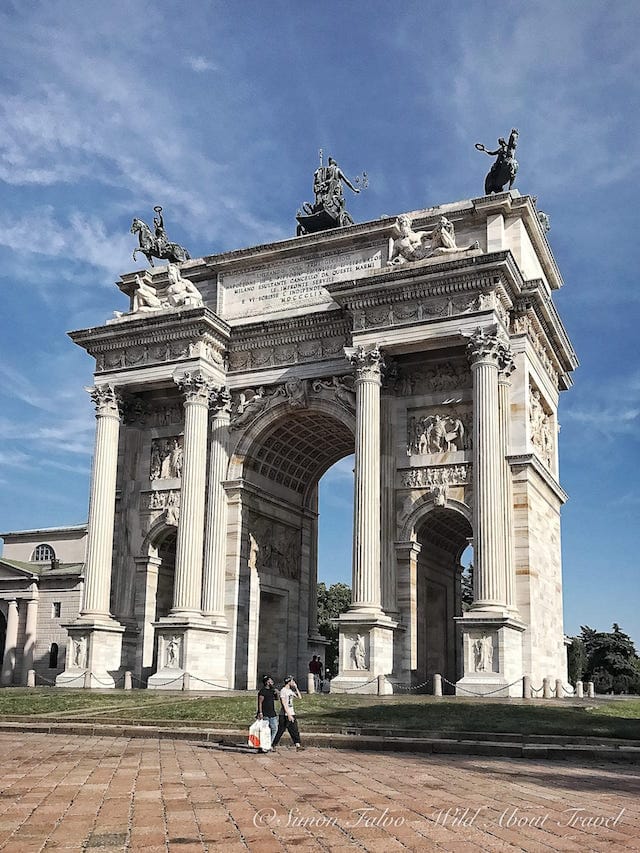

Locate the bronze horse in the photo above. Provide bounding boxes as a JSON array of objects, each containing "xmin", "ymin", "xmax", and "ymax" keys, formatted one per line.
[
  {"xmin": 476, "ymin": 128, "xmax": 519, "ymax": 195},
  {"xmin": 130, "ymin": 218, "xmax": 191, "ymax": 267}
]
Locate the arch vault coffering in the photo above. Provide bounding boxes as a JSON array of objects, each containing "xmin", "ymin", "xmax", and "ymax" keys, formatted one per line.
[{"xmin": 239, "ymin": 407, "xmax": 355, "ymax": 499}]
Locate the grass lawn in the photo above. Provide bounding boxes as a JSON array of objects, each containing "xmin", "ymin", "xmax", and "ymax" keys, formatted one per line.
[{"xmin": 1, "ymin": 689, "xmax": 639, "ymax": 740}]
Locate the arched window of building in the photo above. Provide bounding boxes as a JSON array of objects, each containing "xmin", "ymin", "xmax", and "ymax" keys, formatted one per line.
[
  {"xmin": 49, "ymin": 643, "xmax": 59, "ymax": 668},
  {"xmin": 31, "ymin": 544, "xmax": 56, "ymax": 562}
]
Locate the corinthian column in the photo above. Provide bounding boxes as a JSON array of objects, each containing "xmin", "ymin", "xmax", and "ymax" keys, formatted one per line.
[
  {"xmin": 202, "ymin": 387, "xmax": 231, "ymax": 624},
  {"xmin": 345, "ymin": 344, "xmax": 384, "ymax": 614},
  {"xmin": 466, "ymin": 329, "xmax": 507, "ymax": 610},
  {"xmin": 497, "ymin": 342, "xmax": 518, "ymax": 612},
  {"xmin": 81, "ymin": 384, "xmax": 122, "ymax": 620},
  {"xmin": 171, "ymin": 370, "xmax": 215, "ymax": 618}
]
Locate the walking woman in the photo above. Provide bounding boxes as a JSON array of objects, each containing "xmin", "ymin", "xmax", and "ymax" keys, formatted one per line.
[{"xmin": 272, "ymin": 675, "xmax": 304, "ymax": 751}]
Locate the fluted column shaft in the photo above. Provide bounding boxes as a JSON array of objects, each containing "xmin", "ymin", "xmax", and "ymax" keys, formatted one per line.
[
  {"xmin": 172, "ymin": 371, "xmax": 214, "ymax": 616},
  {"xmin": 467, "ymin": 330, "xmax": 506, "ymax": 609},
  {"xmin": 22, "ymin": 598, "xmax": 38, "ymax": 683},
  {"xmin": 498, "ymin": 346, "xmax": 517, "ymax": 611},
  {"xmin": 202, "ymin": 390, "xmax": 231, "ymax": 623},
  {"xmin": 347, "ymin": 345, "xmax": 383, "ymax": 612},
  {"xmin": 1, "ymin": 600, "xmax": 19, "ymax": 685},
  {"xmin": 82, "ymin": 385, "xmax": 121, "ymax": 619}
]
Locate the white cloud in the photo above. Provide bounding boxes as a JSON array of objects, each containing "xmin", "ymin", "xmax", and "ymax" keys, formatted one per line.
[{"xmin": 186, "ymin": 55, "xmax": 217, "ymax": 73}]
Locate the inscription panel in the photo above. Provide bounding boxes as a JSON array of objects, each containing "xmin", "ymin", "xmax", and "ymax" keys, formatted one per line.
[{"xmin": 219, "ymin": 248, "xmax": 382, "ymax": 321}]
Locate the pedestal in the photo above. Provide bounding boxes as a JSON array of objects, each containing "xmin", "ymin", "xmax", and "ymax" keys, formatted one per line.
[
  {"xmin": 454, "ymin": 614, "xmax": 525, "ymax": 697},
  {"xmin": 56, "ymin": 621, "xmax": 125, "ymax": 689},
  {"xmin": 330, "ymin": 614, "xmax": 398, "ymax": 695},
  {"xmin": 147, "ymin": 619, "xmax": 229, "ymax": 690}
]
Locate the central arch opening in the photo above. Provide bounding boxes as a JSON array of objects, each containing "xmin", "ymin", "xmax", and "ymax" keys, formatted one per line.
[
  {"xmin": 416, "ymin": 507, "xmax": 473, "ymax": 690},
  {"xmin": 238, "ymin": 403, "xmax": 355, "ymax": 687}
]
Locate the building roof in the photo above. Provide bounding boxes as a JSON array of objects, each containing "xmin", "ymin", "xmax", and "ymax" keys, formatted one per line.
[
  {"xmin": 0, "ymin": 524, "xmax": 87, "ymax": 539},
  {"xmin": 0, "ymin": 558, "xmax": 84, "ymax": 578}
]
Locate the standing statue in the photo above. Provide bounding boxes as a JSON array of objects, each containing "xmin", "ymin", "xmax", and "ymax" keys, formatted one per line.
[
  {"xmin": 296, "ymin": 152, "xmax": 365, "ymax": 236},
  {"xmin": 475, "ymin": 128, "xmax": 519, "ymax": 194},
  {"xmin": 131, "ymin": 206, "xmax": 191, "ymax": 267}
]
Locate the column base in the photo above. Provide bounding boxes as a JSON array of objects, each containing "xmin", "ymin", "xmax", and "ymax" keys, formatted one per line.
[
  {"xmin": 56, "ymin": 619, "xmax": 125, "ymax": 689},
  {"xmin": 454, "ymin": 614, "xmax": 526, "ymax": 698},
  {"xmin": 331, "ymin": 612, "xmax": 398, "ymax": 694},
  {"xmin": 147, "ymin": 618, "xmax": 229, "ymax": 691}
]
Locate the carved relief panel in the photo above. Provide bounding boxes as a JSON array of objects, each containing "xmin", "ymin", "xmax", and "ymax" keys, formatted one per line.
[
  {"xmin": 150, "ymin": 436, "xmax": 184, "ymax": 481},
  {"xmin": 529, "ymin": 383, "xmax": 555, "ymax": 471},
  {"xmin": 248, "ymin": 513, "xmax": 300, "ymax": 580},
  {"xmin": 406, "ymin": 406, "xmax": 472, "ymax": 456}
]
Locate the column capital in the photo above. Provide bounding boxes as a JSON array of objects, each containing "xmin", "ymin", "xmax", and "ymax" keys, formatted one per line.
[
  {"xmin": 173, "ymin": 369, "xmax": 217, "ymax": 405},
  {"xmin": 86, "ymin": 384, "xmax": 122, "ymax": 417},
  {"xmin": 209, "ymin": 386, "xmax": 232, "ymax": 417},
  {"xmin": 466, "ymin": 327, "xmax": 503, "ymax": 367},
  {"xmin": 345, "ymin": 344, "xmax": 385, "ymax": 382},
  {"xmin": 497, "ymin": 340, "xmax": 516, "ymax": 380}
]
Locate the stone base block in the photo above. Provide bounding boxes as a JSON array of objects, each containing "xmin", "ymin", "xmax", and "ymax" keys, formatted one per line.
[
  {"xmin": 147, "ymin": 619, "xmax": 229, "ymax": 691},
  {"xmin": 331, "ymin": 612, "xmax": 398, "ymax": 694},
  {"xmin": 455, "ymin": 613, "xmax": 525, "ymax": 698},
  {"xmin": 56, "ymin": 620, "xmax": 125, "ymax": 689}
]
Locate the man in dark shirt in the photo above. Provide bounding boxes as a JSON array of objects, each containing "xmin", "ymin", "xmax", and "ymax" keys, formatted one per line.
[{"xmin": 257, "ymin": 674, "xmax": 279, "ymax": 748}]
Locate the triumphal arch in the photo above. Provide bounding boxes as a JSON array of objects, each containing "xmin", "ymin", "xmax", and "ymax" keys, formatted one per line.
[{"xmin": 56, "ymin": 187, "xmax": 577, "ymax": 696}]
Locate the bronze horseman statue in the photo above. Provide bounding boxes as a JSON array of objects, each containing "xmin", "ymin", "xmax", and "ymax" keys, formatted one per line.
[
  {"xmin": 130, "ymin": 206, "xmax": 191, "ymax": 267},
  {"xmin": 296, "ymin": 152, "xmax": 365, "ymax": 235},
  {"xmin": 475, "ymin": 128, "xmax": 519, "ymax": 194}
]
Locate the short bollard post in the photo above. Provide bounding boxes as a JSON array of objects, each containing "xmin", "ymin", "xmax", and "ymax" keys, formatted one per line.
[
  {"xmin": 83, "ymin": 670, "xmax": 91, "ymax": 689},
  {"xmin": 543, "ymin": 677, "xmax": 552, "ymax": 699},
  {"xmin": 307, "ymin": 672, "xmax": 315, "ymax": 694},
  {"xmin": 555, "ymin": 679, "xmax": 563, "ymax": 699},
  {"xmin": 576, "ymin": 680, "xmax": 584, "ymax": 698},
  {"xmin": 377, "ymin": 674, "xmax": 385, "ymax": 695},
  {"xmin": 523, "ymin": 675, "xmax": 532, "ymax": 698},
  {"xmin": 27, "ymin": 669, "xmax": 36, "ymax": 688},
  {"xmin": 182, "ymin": 672, "xmax": 190, "ymax": 691},
  {"xmin": 124, "ymin": 671, "xmax": 132, "ymax": 690},
  {"xmin": 433, "ymin": 673, "xmax": 442, "ymax": 697},
  {"xmin": 587, "ymin": 681, "xmax": 595, "ymax": 698}
]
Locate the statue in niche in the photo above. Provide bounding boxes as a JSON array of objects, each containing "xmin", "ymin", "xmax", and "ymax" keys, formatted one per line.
[
  {"xmin": 165, "ymin": 636, "xmax": 180, "ymax": 668},
  {"xmin": 473, "ymin": 635, "xmax": 494, "ymax": 672},
  {"xmin": 165, "ymin": 491, "xmax": 180, "ymax": 526},
  {"xmin": 166, "ymin": 263, "xmax": 203, "ymax": 308},
  {"xmin": 530, "ymin": 387, "xmax": 554, "ymax": 468},
  {"xmin": 73, "ymin": 636, "xmax": 87, "ymax": 669},
  {"xmin": 475, "ymin": 129, "xmax": 519, "ymax": 194},
  {"xmin": 131, "ymin": 206, "xmax": 191, "ymax": 267},
  {"xmin": 248, "ymin": 533, "xmax": 259, "ymax": 571},
  {"xmin": 388, "ymin": 215, "xmax": 479, "ymax": 266},
  {"xmin": 350, "ymin": 634, "xmax": 367, "ymax": 669}
]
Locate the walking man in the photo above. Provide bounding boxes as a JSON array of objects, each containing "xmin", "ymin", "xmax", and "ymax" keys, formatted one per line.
[
  {"xmin": 257, "ymin": 674, "xmax": 279, "ymax": 749},
  {"xmin": 272, "ymin": 675, "xmax": 304, "ymax": 751}
]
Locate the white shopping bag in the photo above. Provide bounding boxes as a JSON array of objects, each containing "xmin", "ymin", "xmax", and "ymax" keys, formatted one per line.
[
  {"xmin": 248, "ymin": 719, "xmax": 262, "ymax": 748},
  {"xmin": 259, "ymin": 720, "xmax": 272, "ymax": 751}
]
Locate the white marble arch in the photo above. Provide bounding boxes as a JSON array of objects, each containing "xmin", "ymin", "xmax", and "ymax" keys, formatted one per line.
[{"xmin": 400, "ymin": 495, "xmax": 472, "ymax": 545}]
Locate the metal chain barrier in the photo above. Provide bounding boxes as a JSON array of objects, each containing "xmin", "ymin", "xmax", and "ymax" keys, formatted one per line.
[
  {"xmin": 187, "ymin": 675, "xmax": 235, "ymax": 691},
  {"xmin": 441, "ymin": 676, "xmax": 524, "ymax": 697},
  {"xmin": 393, "ymin": 677, "xmax": 432, "ymax": 692},
  {"xmin": 335, "ymin": 677, "xmax": 379, "ymax": 691}
]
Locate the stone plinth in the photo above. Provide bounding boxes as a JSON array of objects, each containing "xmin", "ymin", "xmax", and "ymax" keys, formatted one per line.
[
  {"xmin": 147, "ymin": 620, "xmax": 229, "ymax": 690},
  {"xmin": 56, "ymin": 621, "xmax": 125, "ymax": 689},
  {"xmin": 331, "ymin": 614, "xmax": 397, "ymax": 695},
  {"xmin": 455, "ymin": 614, "xmax": 525, "ymax": 698}
]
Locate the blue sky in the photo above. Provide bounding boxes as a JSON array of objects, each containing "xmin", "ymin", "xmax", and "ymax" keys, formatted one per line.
[{"xmin": 0, "ymin": 1, "xmax": 638, "ymax": 643}]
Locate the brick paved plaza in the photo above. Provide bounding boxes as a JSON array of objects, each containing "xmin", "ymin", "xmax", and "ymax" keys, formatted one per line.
[{"xmin": 0, "ymin": 732, "xmax": 638, "ymax": 852}]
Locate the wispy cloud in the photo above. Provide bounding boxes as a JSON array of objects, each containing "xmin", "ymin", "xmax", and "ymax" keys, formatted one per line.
[{"xmin": 186, "ymin": 55, "xmax": 217, "ymax": 73}]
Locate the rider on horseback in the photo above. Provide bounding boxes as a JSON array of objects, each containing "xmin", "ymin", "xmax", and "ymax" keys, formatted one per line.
[{"xmin": 153, "ymin": 206, "xmax": 168, "ymax": 256}]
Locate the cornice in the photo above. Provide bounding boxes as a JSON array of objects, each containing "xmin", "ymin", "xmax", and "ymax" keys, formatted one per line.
[{"xmin": 508, "ymin": 453, "xmax": 569, "ymax": 504}]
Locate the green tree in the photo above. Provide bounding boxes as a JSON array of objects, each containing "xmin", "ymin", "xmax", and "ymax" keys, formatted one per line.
[
  {"xmin": 461, "ymin": 564, "xmax": 474, "ymax": 611},
  {"xmin": 578, "ymin": 624, "xmax": 640, "ymax": 694},
  {"xmin": 567, "ymin": 636, "xmax": 586, "ymax": 685},
  {"xmin": 317, "ymin": 582, "xmax": 351, "ymax": 677}
]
